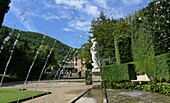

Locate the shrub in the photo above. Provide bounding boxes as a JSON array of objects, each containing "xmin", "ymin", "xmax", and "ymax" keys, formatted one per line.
[{"xmin": 101, "ymin": 81, "xmax": 170, "ymax": 96}]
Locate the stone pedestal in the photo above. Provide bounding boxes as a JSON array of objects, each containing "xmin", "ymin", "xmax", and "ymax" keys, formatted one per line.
[{"xmin": 92, "ymin": 69, "xmax": 101, "ymax": 86}]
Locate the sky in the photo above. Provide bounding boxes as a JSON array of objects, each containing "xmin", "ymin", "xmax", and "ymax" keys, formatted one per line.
[{"xmin": 3, "ymin": 0, "xmax": 153, "ymax": 48}]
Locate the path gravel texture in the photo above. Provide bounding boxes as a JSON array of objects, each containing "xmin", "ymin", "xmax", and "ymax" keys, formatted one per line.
[{"xmin": 2, "ymin": 79, "xmax": 92, "ymax": 103}]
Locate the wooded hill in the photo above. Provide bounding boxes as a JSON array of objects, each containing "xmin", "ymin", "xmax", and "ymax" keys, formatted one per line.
[{"xmin": 0, "ymin": 26, "xmax": 74, "ymax": 80}]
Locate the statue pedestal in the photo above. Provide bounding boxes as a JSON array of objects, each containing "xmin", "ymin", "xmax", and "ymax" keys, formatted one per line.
[
  {"xmin": 92, "ymin": 68, "xmax": 100, "ymax": 73},
  {"xmin": 92, "ymin": 69, "xmax": 101, "ymax": 86}
]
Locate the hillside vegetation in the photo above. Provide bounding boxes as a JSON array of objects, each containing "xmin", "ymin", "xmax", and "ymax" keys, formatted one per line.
[{"xmin": 0, "ymin": 26, "xmax": 72, "ymax": 80}]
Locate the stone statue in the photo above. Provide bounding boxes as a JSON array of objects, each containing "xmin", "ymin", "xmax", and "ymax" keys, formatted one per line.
[{"xmin": 90, "ymin": 38, "xmax": 100, "ymax": 71}]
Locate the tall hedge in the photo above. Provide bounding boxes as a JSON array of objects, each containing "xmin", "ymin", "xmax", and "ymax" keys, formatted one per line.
[
  {"xmin": 154, "ymin": 53, "xmax": 170, "ymax": 82},
  {"xmin": 101, "ymin": 63, "xmax": 136, "ymax": 82},
  {"xmin": 131, "ymin": 21, "xmax": 155, "ymax": 76},
  {"xmin": 131, "ymin": 23, "xmax": 154, "ymax": 63}
]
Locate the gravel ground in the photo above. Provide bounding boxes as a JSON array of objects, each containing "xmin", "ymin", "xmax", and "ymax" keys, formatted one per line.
[{"xmin": 1, "ymin": 80, "xmax": 92, "ymax": 103}]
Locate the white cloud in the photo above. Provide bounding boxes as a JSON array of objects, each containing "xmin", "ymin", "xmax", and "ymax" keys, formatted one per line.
[
  {"xmin": 61, "ymin": 12, "xmax": 72, "ymax": 19},
  {"xmin": 93, "ymin": 0, "xmax": 108, "ymax": 9},
  {"xmin": 84, "ymin": 5, "xmax": 100, "ymax": 17},
  {"xmin": 68, "ymin": 20, "xmax": 91, "ymax": 31},
  {"xmin": 63, "ymin": 28, "xmax": 73, "ymax": 32},
  {"xmin": 41, "ymin": 13, "xmax": 60, "ymax": 21},
  {"xmin": 55, "ymin": 0, "xmax": 86, "ymax": 9},
  {"xmin": 54, "ymin": 0, "xmax": 101, "ymax": 18},
  {"xmin": 45, "ymin": 15, "xmax": 60, "ymax": 21},
  {"xmin": 121, "ymin": 0, "xmax": 142, "ymax": 5},
  {"xmin": 43, "ymin": 1, "xmax": 57, "ymax": 9}
]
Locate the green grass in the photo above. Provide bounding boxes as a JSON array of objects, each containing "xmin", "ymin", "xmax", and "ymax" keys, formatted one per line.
[{"xmin": 0, "ymin": 88, "xmax": 48, "ymax": 103}]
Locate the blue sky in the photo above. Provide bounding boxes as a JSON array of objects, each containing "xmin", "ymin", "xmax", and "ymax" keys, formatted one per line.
[{"xmin": 3, "ymin": 0, "xmax": 152, "ymax": 48}]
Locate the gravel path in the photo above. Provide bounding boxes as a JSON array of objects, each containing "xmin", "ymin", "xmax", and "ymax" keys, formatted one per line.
[{"xmin": 2, "ymin": 80, "xmax": 92, "ymax": 103}]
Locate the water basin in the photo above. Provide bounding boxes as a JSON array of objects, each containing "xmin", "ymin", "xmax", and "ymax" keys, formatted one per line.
[{"xmin": 107, "ymin": 89, "xmax": 170, "ymax": 103}]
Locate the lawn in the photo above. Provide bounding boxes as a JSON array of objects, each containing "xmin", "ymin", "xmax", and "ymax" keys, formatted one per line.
[{"xmin": 0, "ymin": 88, "xmax": 49, "ymax": 103}]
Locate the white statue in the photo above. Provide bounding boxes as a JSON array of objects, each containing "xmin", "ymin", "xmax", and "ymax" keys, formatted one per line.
[{"xmin": 90, "ymin": 38, "xmax": 100, "ymax": 71}]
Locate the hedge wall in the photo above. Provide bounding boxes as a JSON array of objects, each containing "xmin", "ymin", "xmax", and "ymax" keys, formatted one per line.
[
  {"xmin": 100, "ymin": 63, "xmax": 136, "ymax": 82},
  {"xmin": 131, "ymin": 25, "xmax": 153, "ymax": 63},
  {"xmin": 133, "ymin": 52, "xmax": 155, "ymax": 76},
  {"xmin": 131, "ymin": 53, "xmax": 170, "ymax": 82},
  {"xmin": 153, "ymin": 53, "xmax": 170, "ymax": 82}
]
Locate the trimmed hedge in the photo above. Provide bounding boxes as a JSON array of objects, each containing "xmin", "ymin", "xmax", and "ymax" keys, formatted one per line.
[
  {"xmin": 101, "ymin": 64, "xmax": 129, "ymax": 82},
  {"xmin": 126, "ymin": 53, "xmax": 170, "ymax": 82},
  {"xmin": 153, "ymin": 53, "xmax": 170, "ymax": 82},
  {"xmin": 101, "ymin": 63, "xmax": 136, "ymax": 82},
  {"xmin": 133, "ymin": 53, "xmax": 155, "ymax": 76}
]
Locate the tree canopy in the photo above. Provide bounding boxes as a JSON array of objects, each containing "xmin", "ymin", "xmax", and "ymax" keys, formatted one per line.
[
  {"xmin": 0, "ymin": 0, "xmax": 11, "ymax": 28},
  {"xmin": 80, "ymin": 0, "xmax": 169, "ymax": 69}
]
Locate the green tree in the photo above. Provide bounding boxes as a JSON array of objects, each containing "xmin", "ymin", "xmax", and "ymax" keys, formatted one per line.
[
  {"xmin": 0, "ymin": 0, "xmax": 11, "ymax": 28},
  {"xmin": 142, "ymin": 0, "xmax": 170, "ymax": 55},
  {"xmin": 90, "ymin": 12, "xmax": 116, "ymax": 64},
  {"xmin": 112, "ymin": 19, "xmax": 132, "ymax": 64},
  {"xmin": 80, "ymin": 41, "xmax": 92, "ymax": 69}
]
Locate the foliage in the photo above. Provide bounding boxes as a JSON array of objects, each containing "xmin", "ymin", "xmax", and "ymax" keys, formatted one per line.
[
  {"xmin": 0, "ymin": 26, "xmax": 72, "ymax": 80},
  {"xmin": 85, "ymin": 70, "xmax": 92, "ymax": 85},
  {"xmin": 114, "ymin": 36, "xmax": 120, "ymax": 64},
  {"xmin": 0, "ymin": 74, "xmax": 19, "ymax": 82},
  {"xmin": 80, "ymin": 12, "xmax": 117, "ymax": 68},
  {"xmin": 79, "ymin": 40, "xmax": 93, "ymax": 69},
  {"xmin": 153, "ymin": 53, "xmax": 170, "ymax": 82},
  {"xmin": 142, "ymin": 0, "xmax": 170, "ymax": 55},
  {"xmin": 0, "ymin": 0, "xmax": 11, "ymax": 28},
  {"xmin": 101, "ymin": 81, "xmax": 170, "ymax": 96},
  {"xmin": 81, "ymin": 0, "xmax": 169, "ymax": 80},
  {"xmin": 113, "ymin": 19, "xmax": 132, "ymax": 64},
  {"xmin": 101, "ymin": 64, "xmax": 129, "ymax": 82},
  {"xmin": 118, "ymin": 37, "xmax": 133, "ymax": 63},
  {"xmin": 133, "ymin": 52, "xmax": 155, "ymax": 77},
  {"xmin": 131, "ymin": 53, "xmax": 170, "ymax": 82},
  {"xmin": 131, "ymin": 21, "xmax": 154, "ymax": 63},
  {"xmin": 101, "ymin": 63, "xmax": 136, "ymax": 82},
  {"xmin": 127, "ymin": 64, "xmax": 137, "ymax": 80}
]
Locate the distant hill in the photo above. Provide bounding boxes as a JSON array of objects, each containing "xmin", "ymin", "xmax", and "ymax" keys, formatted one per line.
[
  {"xmin": 0, "ymin": 26, "xmax": 72, "ymax": 60},
  {"xmin": 0, "ymin": 26, "xmax": 75, "ymax": 80}
]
